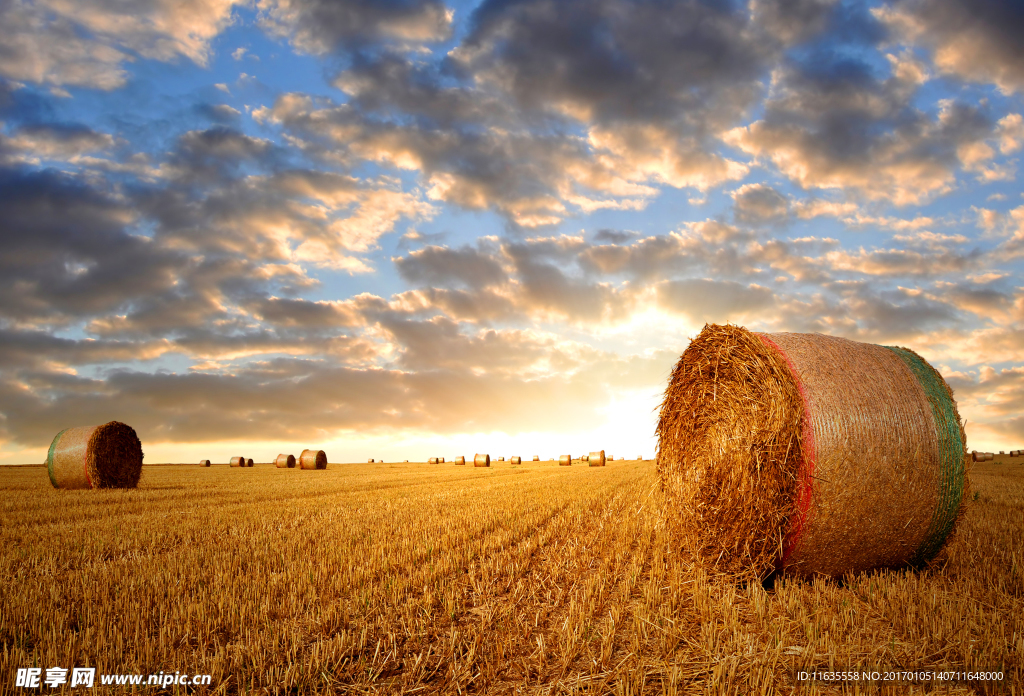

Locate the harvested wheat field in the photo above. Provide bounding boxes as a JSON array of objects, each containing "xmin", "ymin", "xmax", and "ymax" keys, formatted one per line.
[{"xmin": 1, "ymin": 458, "xmax": 1020, "ymax": 694}]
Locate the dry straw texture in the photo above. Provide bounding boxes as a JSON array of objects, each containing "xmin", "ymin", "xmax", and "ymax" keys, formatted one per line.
[
  {"xmin": 200, "ymin": 459, "xmax": 211, "ymax": 467},
  {"xmin": 473, "ymin": 454, "xmax": 490, "ymax": 467},
  {"xmin": 230, "ymin": 457, "xmax": 245, "ymax": 468},
  {"xmin": 275, "ymin": 454, "xmax": 296, "ymax": 469},
  {"xmin": 657, "ymin": 323, "xmax": 968, "ymax": 580},
  {"xmin": 299, "ymin": 449, "xmax": 328, "ymax": 470},
  {"xmin": 589, "ymin": 451, "xmax": 606, "ymax": 467},
  {"xmin": 511, "ymin": 456, "xmax": 522, "ymax": 465},
  {"xmin": 46, "ymin": 421, "xmax": 143, "ymax": 489},
  {"xmin": 455, "ymin": 456, "xmax": 466, "ymax": 465},
  {"xmin": 559, "ymin": 455, "xmax": 571, "ymax": 466}
]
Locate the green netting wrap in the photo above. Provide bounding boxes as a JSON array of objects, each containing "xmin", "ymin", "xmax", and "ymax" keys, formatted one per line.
[
  {"xmin": 46, "ymin": 428, "xmax": 68, "ymax": 488},
  {"xmin": 884, "ymin": 346, "xmax": 967, "ymax": 566}
]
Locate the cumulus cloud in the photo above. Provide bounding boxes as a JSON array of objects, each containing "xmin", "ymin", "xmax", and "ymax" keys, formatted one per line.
[
  {"xmin": 725, "ymin": 54, "xmax": 999, "ymax": 205},
  {"xmin": 257, "ymin": 0, "xmax": 453, "ymax": 54},
  {"xmin": 0, "ymin": 0, "xmax": 241, "ymax": 89},
  {"xmin": 877, "ymin": 0, "xmax": 1024, "ymax": 94}
]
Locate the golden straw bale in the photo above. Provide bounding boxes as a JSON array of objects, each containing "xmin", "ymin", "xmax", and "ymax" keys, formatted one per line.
[
  {"xmin": 46, "ymin": 421, "xmax": 143, "ymax": 489},
  {"xmin": 428, "ymin": 457, "xmax": 439, "ymax": 464},
  {"xmin": 200, "ymin": 459, "xmax": 211, "ymax": 467},
  {"xmin": 246, "ymin": 458, "xmax": 254, "ymax": 467},
  {"xmin": 299, "ymin": 449, "xmax": 327, "ymax": 470},
  {"xmin": 511, "ymin": 456, "xmax": 521, "ymax": 464},
  {"xmin": 455, "ymin": 456, "xmax": 466, "ymax": 465},
  {"xmin": 532, "ymin": 455, "xmax": 539, "ymax": 461},
  {"xmin": 474, "ymin": 454, "xmax": 490, "ymax": 467},
  {"xmin": 275, "ymin": 454, "xmax": 296, "ymax": 468},
  {"xmin": 559, "ymin": 455, "xmax": 571, "ymax": 466},
  {"xmin": 230, "ymin": 456, "xmax": 245, "ymax": 468},
  {"xmin": 589, "ymin": 450, "xmax": 606, "ymax": 467},
  {"xmin": 657, "ymin": 323, "xmax": 968, "ymax": 580}
]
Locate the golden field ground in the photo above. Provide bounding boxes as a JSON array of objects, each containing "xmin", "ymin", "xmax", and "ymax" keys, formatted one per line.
[{"xmin": 1, "ymin": 456, "xmax": 1022, "ymax": 695}]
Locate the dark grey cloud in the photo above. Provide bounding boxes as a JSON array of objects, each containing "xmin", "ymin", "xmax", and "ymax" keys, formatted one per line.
[
  {"xmin": 259, "ymin": 0, "xmax": 453, "ymax": 54},
  {"xmin": 0, "ymin": 166, "xmax": 182, "ymax": 324},
  {"xmin": 592, "ymin": 228, "xmax": 635, "ymax": 244},
  {"xmin": 882, "ymin": 0, "xmax": 1024, "ymax": 93},
  {"xmin": 732, "ymin": 183, "xmax": 790, "ymax": 226},
  {"xmin": 395, "ymin": 244, "xmax": 507, "ymax": 290}
]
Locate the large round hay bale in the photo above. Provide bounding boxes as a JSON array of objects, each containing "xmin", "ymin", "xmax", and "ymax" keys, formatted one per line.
[
  {"xmin": 46, "ymin": 421, "xmax": 143, "ymax": 489},
  {"xmin": 428, "ymin": 457, "xmax": 439, "ymax": 464},
  {"xmin": 200, "ymin": 459, "xmax": 211, "ymax": 467},
  {"xmin": 246, "ymin": 458, "xmax": 254, "ymax": 467},
  {"xmin": 986, "ymin": 453, "xmax": 994, "ymax": 461},
  {"xmin": 559, "ymin": 455, "xmax": 571, "ymax": 466},
  {"xmin": 511, "ymin": 456, "xmax": 522, "ymax": 464},
  {"xmin": 658, "ymin": 324, "xmax": 968, "ymax": 579},
  {"xmin": 455, "ymin": 456, "xmax": 466, "ymax": 465},
  {"xmin": 299, "ymin": 449, "xmax": 327, "ymax": 470},
  {"xmin": 498, "ymin": 456, "xmax": 505, "ymax": 461},
  {"xmin": 589, "ymin": 450, "xmax": 606, "ymax": 467},
  {"xmin": 230, "ymin": 456, "xmax": 246, "ymax": 468},
  {"xmin": 474, "ymin": 453, "xmax": 490, "ymax": 467},
  {"xmin": 275, "ymin": 454, "xmax": 296, "ymax": 468}
]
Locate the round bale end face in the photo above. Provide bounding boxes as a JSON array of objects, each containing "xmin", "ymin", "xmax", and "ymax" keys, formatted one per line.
[
  {"xmin": 230, "ymin": 456, "xmax": 245, "ymax": 468},
  {"xmin": 246, "ymin": 458, "xmax": 254, "ymax": 467},
  {"xmin": 300, "ymin": 449, "xmax": 328, "ymax": 469},
  {"xmin": 473, "ymin": 453, "xmax": 490, "ymax": 467},
  {"xmin": 657, "ymin": 323, "xmax": 968, "ymax": 580},
  {"xmin": 276, "ymin": 454, "xmax": 296, "ymax": 468},
  {"xmin": 47, "ymin": 422, "xmax": 144, "ymax": 489},
  {"xmin": 200, "ymin": 459, "xmax": 211, "ymax": 467}
]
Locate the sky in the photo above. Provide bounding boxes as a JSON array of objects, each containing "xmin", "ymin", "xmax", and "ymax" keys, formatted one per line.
[{"xmin": 0, "ymin": 0, "xmax": 1021, "ymax": 464}]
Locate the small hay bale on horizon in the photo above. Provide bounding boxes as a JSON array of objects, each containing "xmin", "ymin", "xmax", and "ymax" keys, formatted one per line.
[
  {"xmin": 428, "ymin": 457, "xmax": 439, "ymax": 464},
  {"xmin": 46, "ymin": 421, "xmax": 144, "ymax": 489},
  {"xmin": 275, "ymin": 454, "xmax": 296, "ymax": 468},
  {"xmin": 559, "ymin": 455, "xmax": 571, "ymax": 466},
  {"xmin": 511, "ymin": 456, "xmax": 522, "ymax": 464},
  {"xmin": 532, "ymin": 455, "xmax": 540, "ymax": 461},
  {"xmin": 589, "ymin": 450, "xmax": 606, "ymax": 467},
  {"xmin": 246, "ymin": 458, "xmax": 254, "ymax": 467},
  {"xmin": 474, "ymin": 453, "xmax": 490, "ymax": 467},
  {"xmin": 200, "ymin": 459, "xmax": 211, "ymax": 467},
  {"xmin": 230, "ymin": 456, "xmax": 246, "ymax": 468},
  {"xmin": 455, "ymin": 456, "xmax": 466, "ymax": 465},
  {"xmin": 299, "ymin": 449, "xmax": 328, "ymax": 470},
  {"xmin": 657, "ymin": 323, "xmax": 968, "ymax": 580}
]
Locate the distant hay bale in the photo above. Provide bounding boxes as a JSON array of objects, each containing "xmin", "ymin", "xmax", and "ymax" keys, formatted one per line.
[
  {"xmin": 589, "ymin": 450, "xmax": 606, "ymax": 467},
  {"xmin": 559, "ymin": 455, "xmax": 571, "ymax": 466},
  {"xmin": 582, "ymin": 455, "xmax": 589, "ymax": 462},
  {"xmin": 230, "ymin": 456, "xmax": 246, "ymax": 468},
  {"xmin": 986, "ymin": 453, "xmax": 994, "ymax": 461},
  {"xmin": 638, "ymin": 456, "xmax": 643, "ymax": 460},
  {"xmin": 46, "ymin": 421, "xmax": 143, "ymax": 489},
  {"xmin": 440, "ymin": 457, "xmax": 445, "ymax": 463},
  {"xmin": 200, "ymin": 459, "xmax": 211, "ymax": 467},
  {"xmin": 246, "ymin": 458, "xmax": 254, "ymax": 467},
  {"xmin": 428, "ymin": 457, "xmax": 439, "ymax": 464},
  {"xmin": 455, "ymin": 456, "xmax": 466, "ymax": 465},
  {"xmin": 657, "ymin": 324, "xmax": 968, "ymax": 580},
  {"xmin": 474, "ymin": 453, "xmax": 490, "ymax": 467},
  {"xmin": 533, "ymin": 455, "xmax": 540, "ymax": 461},
  {"xmin": 972, "ymin": 451, "xmax": 984, "ymax": 462},
  {"xmin": 275, "ymin": 454, "xmax": 296, "ymax": 469},
  {"xmin": 498, "ymin": 456, "xmax": 505, "ymax": 461},
  {"xmin": 368, "ymin": 458, "xmax": 375, "ymax": 463},
  {"xmin": 511, "ymin": 456, "xmax": 522, "ymax": 464},
  {"xmin": 299, "ymin": 449, "xmax": 327, "ymax": 470}
]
